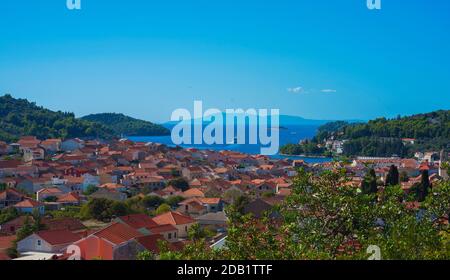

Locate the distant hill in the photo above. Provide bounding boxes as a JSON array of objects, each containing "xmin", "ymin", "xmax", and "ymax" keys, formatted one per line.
[
  {"xmin": 280, "ymin": 110, "xmax": 450, "ymax": 157},
  {"xmin": 164, "ymin": 113, "xmax": 345, "ymax": 127},
  {"xmin": 0, "ymin": 94, "xmax": 115, "ymax": 142},
  {"xmin": 333, "ymin": 110, "xmax": 450, "ymax": 157},
  {"xmin": 328, "ymin": 111, "xmax": 450, "ymax": 141},
  {"xmin": 82, "ymin": 113, "xmax": 170, "ymax": 137}
]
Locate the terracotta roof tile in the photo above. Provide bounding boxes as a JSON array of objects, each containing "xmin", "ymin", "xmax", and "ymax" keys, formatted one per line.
[
  {"xmin": 182, "ymin": 188, "xmax": 205, "ymax": 198},
  {"xmin": 94, "ymin": 223, "xmax": 142, "ymax": 245},
  {"xmin": 57, "ymin": 192, "xmax": 81, "ymax": 203},
  {"xmin": 118, "ymin": 214, "xmax": 159, "ymax": 230},
  {"xmin": 152, "ymin": 211, "xmax": 195, "ymax": 226},
  {"xmin": 0, "ymin": 235, "xmax": 16, "ymax": 250},
  {"xmin": 149, "ymin": 224, "xmax": 177, "ymax": 234},
  {"xmin": 41, "ymin": 218, "xmax": 87, "ymax": 232},
  {"xmin": 136, "ymin": 234, "xmax": 172, "ymax": 254},
  {"xmin": 36, "ymin": 229, "xmax": 82, "ymax": 245},
  {"xmin": 14, "ymin": 199, "xmax": 43, "ymax": 208}
]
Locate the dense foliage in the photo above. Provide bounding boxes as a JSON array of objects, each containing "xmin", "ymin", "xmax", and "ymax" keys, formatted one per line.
[
  {"xmin": 279, "ymin": 141, "xmax": 330, "ymax": 157},
  {"xmin": 333, "ymin": 111, "xmax": 449, "ymax": 156},
  {"xmin": 82, "ymin": 113, "xmax": 170, "ymax": 136},
  {"xmin": 343, "ymin": 137, "xmax": 408, "ymax": 157},
  {"xmin": 0, "ymin": 94, "xmax": 115, "ymax": 142},
  {"xmin": 80, "ymin": 198, "xmax": 130, "ymax": 221},
  {"xmin": 158, "ymin": 169, "xmax": 450, "ymax": 260},
  {"xmin": 0, "ymin": 207, "xmax": 19, "ymax": 224},
  {"xmin": 280, "ymin": 110, "xmax": 450, "ymax": 157},
  {"xmin": 340, "ymin": 111, "xmax": 450, "ymax": 140}
]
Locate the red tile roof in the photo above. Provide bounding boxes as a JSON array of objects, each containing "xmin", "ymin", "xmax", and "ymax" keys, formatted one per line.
[
  {"xmin": 152, "ymin": 211, "xmax": 195, "ymax": 226},
  {"xmin": 94, "ymin": 223, "xmax": 142, "ymax": 245},
  {"xmin": 57, "ymin": 192, "xmax": 81, "ymax": 203},
  {"xmin": 36, "ymin": 229, "xmax": 82, "ymax": 245},
  {"xmin": 0, "ymin": 160, "xmax": 22, "ymax": 169},
  {"xmin": 14, "ymin": 199, "xmax": 43, "ymax": 208},
  {"xmin": 0, "ymin": 235, "xmax": 16, "ymax": 250},
  {"xmin": 198, "ymin": 198, "xmax": 221, "ymax": 205},
  {"xmin": 38, "ymin": 188, "xmax": 63, "ymax": 195},
  {"xmin": 41, "ymin": 218, "xmax": 86, "ymax": 232},
  {"xmin": 182, "ymin": 188, "xmax": 205, "ymax": 198},
  {"xmin": 118, "ymin": 214, "xmax": 159, "ymax": 230},
  {"xmin": 0, "ymin": 252, "xmax": 11, "ymax": 260},
  {"xmin": 136, "ymin": 234, "xmax": 168, "ymax": 254},
  {"xmin": 100, "ymin": 183, "xmax": 125, "ymax": 190},
  {"xmin": 149, "ymin": 224, "xmax": 177, "ymax": 234},
  {"xmin": 0, "ymin": 188, "xmax": 24, "ymax": 200}
]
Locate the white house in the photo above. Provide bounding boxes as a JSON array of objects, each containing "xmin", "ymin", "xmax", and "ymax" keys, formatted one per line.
[{"xmin": 17, "ymin": 229, "xmax": 81, "ymax": 254}]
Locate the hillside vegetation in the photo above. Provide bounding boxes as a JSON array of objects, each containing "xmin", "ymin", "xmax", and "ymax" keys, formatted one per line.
[
  {"xmin": 0, "ymin": 94, "xmax": 114, "ymax": 142},
  {"xmin": 280, "ymin": 110, "xmax": 450, "ymax": 157},
  {"xmin": 82, "ymin": 113, "xmax": 170, "ymax": 136}
]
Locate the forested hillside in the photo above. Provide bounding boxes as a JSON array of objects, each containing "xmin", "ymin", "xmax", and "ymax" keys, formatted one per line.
[
  {"xmin": 82, "ymin": 113, "xmax": 170, "ymax": 136},
  {"xmin": 280, "ymin": 111, "xmax": 450, "ymax": 157},
  {"xmin": 0, "ymin": 95, "xmax": 114, "ymax": 142}
]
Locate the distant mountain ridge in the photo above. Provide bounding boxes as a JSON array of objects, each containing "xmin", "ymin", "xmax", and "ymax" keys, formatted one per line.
[
  {"xmin": 82, "ymin": 113, "xmax": 170, "ymax": 137},
  {"xmin": 164, "ymin": 112, "xmax": 360, "ymax": 127}
]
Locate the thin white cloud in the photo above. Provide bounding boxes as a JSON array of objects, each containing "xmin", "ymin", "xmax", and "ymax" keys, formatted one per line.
[
  {"xmin": 288, "ymin": 86, "xmax": 337, "ymax": 94},
  {"xmin": 321, "ymin": 89, "xmax": 337, "ymax": 93},
  {"xmin": 287, "ymin": 87, "xmax": 304, "ymax": 94}
]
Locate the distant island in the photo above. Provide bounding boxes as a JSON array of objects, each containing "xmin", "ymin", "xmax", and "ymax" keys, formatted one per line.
[
  {"xmin": 82, "ymin": 113, "xmax": 170, "ymax": 137},
  {"xmin": 280, "ymin": 110, "xmax": 450, "ymax": 158},
  {"xmin": 0, "ymin": 95, "xmax": 169, "ymax": 142}
]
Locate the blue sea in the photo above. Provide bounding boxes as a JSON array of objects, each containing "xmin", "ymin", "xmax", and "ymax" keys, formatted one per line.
[{"xmin": 128, "ymin": 125, "xmax": 332, "ymax": 164}]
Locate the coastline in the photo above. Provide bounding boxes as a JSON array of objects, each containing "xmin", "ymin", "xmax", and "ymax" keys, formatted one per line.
[
  {"xmin": 278, "ymin": 153, "xmax": 331, "ymax": 159},
  {"xmin": 127, "ymin": 136, "xmax": 333, "ymax": 163}
]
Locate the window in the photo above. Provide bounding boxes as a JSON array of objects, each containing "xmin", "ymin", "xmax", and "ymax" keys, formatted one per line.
[
  {"xmin": 37, "ymin": 240, "xmax": 42, "ymax": 246},
  {"xmin": 168, "ymin": 233, "xmax": 172, "ymax": 239},
  {"xmin": 174, "ymin": 232, "xmax": 177, "ymax": 238},
  {"xmin": 185, "ymin": 226, "xmax": 188, "ymax": 232}
]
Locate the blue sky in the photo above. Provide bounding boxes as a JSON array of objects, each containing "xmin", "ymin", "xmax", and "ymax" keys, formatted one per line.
[{"xmin": 0, "ymin": 0, "xmax": 449, "ymax": 123}]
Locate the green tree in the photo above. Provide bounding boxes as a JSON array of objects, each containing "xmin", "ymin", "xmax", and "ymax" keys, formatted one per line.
[
  {"xmin": 424, "ymin": 180, "xmax": 450, "ymax": 227},
  {"xmin": 262, "ymin": 191, "xmax": 275, "ymax": 198},
  {"xmin": 0, "ymin": 207, "xmax": 19, "ymax": 224},
  {"xmin": 165, "ymin": 196, "xmax": 185, "ymax": 207},
  {"xmin": 155, "ymin": 203, "xmax": 171, "ymax": 215},
  {"xmin": 80, "ymin": 198, "xmax": 130, "ymax": 221},
  {"xmin": 400, "ymin": 170, "xmax": 409, "ymax": 182},
  {"xmin": 188, "ymin": 223, "xmax": 213, "ymax": 241},
  {"xmin": 142, "ymin": 195, "xmax": 165, "ymax": 208},
  {"xmin": 16, "ymin": 216, "xmax": 35, "ymax": 241},
  {"xmin": 227, "ymin": 194, "xmax": 250, "ymax": 217},
  {"xmin": 158, "ymin": 169, "xmax": 450, "ymax": 260},
  {"xmin": 44, "ymin": 196, "xmax": 58, "ymax": 202},
  {"xmin": 361, "ymin": 169, "xmax": 378, "ymax": 194},
  {"xmin": 168, "ymin": 178, "xmax": 190, "ymax": 192},
  {"xmin": 83, "ymin": 185, "xmax": 99, "ymax": 196},
  {"xmin": 385, "ymin": 165, "xmax": 400, "ymax": 187},
  {"xmin": 110, "ymin": 201, "xmax": 129, "ymax": 218},
  {"xmin": 417, "ymin": 170, "xmax": 431, "ymax": 202},
  {"xmin": 32, "ymin": 208, "xmax": 45, "ymax": 232},
  {"xmin": 222, "ymin": 189, "xmax": 244, "ymax": 204},
  {"xmin": 136, "ymin": 250, "xmax": 155, "ymax": 260}
]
